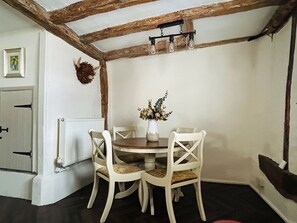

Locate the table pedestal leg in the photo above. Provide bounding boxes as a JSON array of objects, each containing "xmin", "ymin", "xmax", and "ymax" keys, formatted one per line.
[
  {"xmin": 144, "ymin": 154, "xmax": 155, "ymax": 170},
  {"xmin": 144, "ymin": 154, "xmax": 155, "ymax": 215}
]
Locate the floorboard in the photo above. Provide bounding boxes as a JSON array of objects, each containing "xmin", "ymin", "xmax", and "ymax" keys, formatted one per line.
[{"xmin": 0, "ymin": 182, "xmax": 285, "ymax": 223}]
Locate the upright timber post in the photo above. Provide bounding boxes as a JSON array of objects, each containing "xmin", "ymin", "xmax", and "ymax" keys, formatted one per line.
[
  {"xmin": 283, "ymin": 12, "xmax": 297, "ymax": 170},
  {"xmin": 100, "ymin": 60, "xmax": 108, "ymax": 130}
]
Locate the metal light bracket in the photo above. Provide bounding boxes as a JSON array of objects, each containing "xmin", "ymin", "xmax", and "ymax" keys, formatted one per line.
[{"xmin": 149, "ymin": 19, "xmax": 196, "ymax": 42}]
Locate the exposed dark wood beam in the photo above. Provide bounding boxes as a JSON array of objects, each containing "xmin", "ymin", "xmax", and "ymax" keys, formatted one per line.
[
  {"xmin": 265, "ymin": 0, "xmax": 297, "ymax": 35},
  {"xmin": 183, "ymin": 19, "xmax": 194, "ymax": 32},
  {"xmin": 105, "ymin": 36, "xmax": 250, "ymax": 61},
  {"xmin": 283, "ymin": 11, "xmax": 297, "ymax": 168},
  {"xmin": 49, "ymin": 0, "xmax": 157, "ymax": 24},
  {"xmin": 100, "ymin": 60, "xmax": 108, "ymax": 130},
  {"xmin": 195, "ymin": 36, "xmax": 251, "ymax": 49},
  {"xmin": 3, "ymin": 0, "xmax": 104, "ymax": 61},
  {"xmin": 81, "ymin": 0, "xmax": 285, "ymax": 43}
]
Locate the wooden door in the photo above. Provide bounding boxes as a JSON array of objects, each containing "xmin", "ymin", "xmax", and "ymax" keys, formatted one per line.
[{"xmin": 0, "ymin": 90, "xmax": 33, "ymax": 172}]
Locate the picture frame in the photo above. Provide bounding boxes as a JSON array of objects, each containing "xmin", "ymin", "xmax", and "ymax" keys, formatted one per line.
[{"xmin": 3, "ymin": 48, "xmax": 25, "ymax": 78}]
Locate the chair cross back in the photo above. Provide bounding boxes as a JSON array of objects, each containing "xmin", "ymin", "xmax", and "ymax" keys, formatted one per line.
[
  {"xmin": 112, "ymin": 126, "xmax": 144, "ymax": 166},
  {"xmin": 89, "ymin": 130, "xmax": 106, "ymax": 166},
  {"xmin": 168, "ymin": 131, "xmax": 206, "ymax": 175},
  {"xmin": 174, "ymin": 140, "xmax": 199, "ymax": 166},
  {"xmin": 116, "ymin": 131, "xmax": 133, "ymax": 139},
  {"xmin": 113, "ymin": 126, "xmax": 136, "ymax": 140}
]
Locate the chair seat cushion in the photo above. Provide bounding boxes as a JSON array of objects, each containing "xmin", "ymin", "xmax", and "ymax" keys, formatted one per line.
[
  {"xmin": 146, "ymin": 168, "xmax": 198, "ymax": 184},
  {"xmin": 98, "ymin": 164, "xmax": 143, "ymax": 176},
  {"xmin": 118, "ymin": 153, "xmax": 144, "ymax": 163}
]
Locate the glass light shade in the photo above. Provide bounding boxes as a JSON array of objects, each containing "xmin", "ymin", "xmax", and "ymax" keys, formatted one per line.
[
  {"xmin": 150, "ymin": 44, "xmax": 157, "ymax": 55},
  {"xmin": 188, "ymin": 38, "xmax": 195, "ymax": 50},
  {"xmin": 168, "ymin": 36, "xmax": 175, "ymax": 53},
  {"xmin": 168, "ymin": 42, "xmax": 175, "ymax": 53},
  {"xmin": 188, "ymin": 33, "xmax": 195, "ymax": 50}
]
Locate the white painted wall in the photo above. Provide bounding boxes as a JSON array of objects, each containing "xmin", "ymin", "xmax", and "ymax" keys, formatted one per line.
[
  {"xmin": 41, "ymin": 32, "xmax": 101, "ymax": 175},
  {"xmin": 249, "ymin": 19, "xmax": 297, "ymax": 223},
  {"xmin": 0, "ymin": 28, "xmax": 102, "ymax": 204},
  {"xmin": 0, "ymin": 27, "xmax": 40, "ymax": 88},
  {"xmin": 107, "ymin": 24, "xmax": 297, "ymax": 222},
  {"xmin": 32, "ymin": 32, "xmax": 102, "ymax": 205},
  {"xmin": 108, "ymin": 43, "xmax": 255, "ymax": 184},
  {"xmin": 0, "ymin": 26, "xmax": 41, "ymax": 200}
]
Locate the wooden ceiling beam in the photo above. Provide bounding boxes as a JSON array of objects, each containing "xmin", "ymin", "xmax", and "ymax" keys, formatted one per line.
[
  {"xmin": 81, "ymin": 0, "xmax": 286, "ymax": 43},
  {"xmin": 49, "ymin": 0, "xmax": 157, "ymax": 24},
  {"xmin": 183, "ymin": 19, "xmax": 194, "ymax": 32},
  {"xmin": 264, "ymin": 0, "xmax": 297, "ymax": 35},
  {"xmin": 104, "ymin": 36, "xmax": 250, "ymax": 61},
  {"xmin": 3, "ymin": 0, "xmax": 104, "ymax": 61}
]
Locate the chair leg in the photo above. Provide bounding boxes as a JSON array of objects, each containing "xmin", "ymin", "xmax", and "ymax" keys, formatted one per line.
[
  {"xmin": 118, "ymin": 182, "xmax": 125, "ymax": 192},
  {"xmin": 100, "ymin": 180, "xmax": 115, "ymax": 223},
  {"xmin": 171, "ymin": 189, "xmax": 176, "ymax": 201},
  {"xmin": 174, "ymin": 187, "xmax": 184, "ymax": 202},
  {"xmin": 138, "ymin": 181, "xmax": 142, "ymax": 208},
  {"xmin": 174, "ymin": 189, "xmax": 179, "ymax": 202},
  {"xmin": 179, "ymin": 188, "xmax": 184, "ymax": 197},
  {"xmin": 87, "ymin": 174, "xmax": 99, "ymax": 209},
  {"xmin": 141, "ymin": 179, "xmax": 149, "ymax": 213},
  {"xmin": 115, "ymin": 181, "xmax": 138, "ymax": 199},
  {"xmin": 194, "ymin": 181, "xmax": 206, "ymax": 221},
  {"xmin": 149, "ymin": 186, "xmax": 155, "ymax": 216},
  {"xmin": 165, "ymin": 186, "xmax": 176, "ymax": 223}
]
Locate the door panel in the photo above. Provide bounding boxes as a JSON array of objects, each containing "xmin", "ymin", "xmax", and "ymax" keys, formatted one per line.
[{"xmin": 0, "ymin": 90, "xmax": 33, "ymax": 172}]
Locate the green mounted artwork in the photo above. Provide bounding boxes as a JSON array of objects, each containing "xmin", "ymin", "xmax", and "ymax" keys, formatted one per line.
[
  {"xmin": 3, "ymin": 48, "xmax": 25, "ymax": 78},
  {"xmin": 9, "ymin": 55, "xmax": 19, "ymax": 71}
]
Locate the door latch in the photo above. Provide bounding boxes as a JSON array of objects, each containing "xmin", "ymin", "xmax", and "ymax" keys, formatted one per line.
[
  {"xmin": 14, "ymin": 103, "xmax": 32, "ymax": 109},
  {"xmin": 0, "ymin": 126, "xmax": 9, "ymax": 133},
  {"xmin": 13, "ymin": 151, "xmax": 32, "ymax": 158}
]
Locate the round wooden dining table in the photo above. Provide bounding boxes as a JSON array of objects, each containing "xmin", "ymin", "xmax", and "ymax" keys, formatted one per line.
[{"xmin": 113, "ymin": 137, "xmax": 170, "ymax": 170}]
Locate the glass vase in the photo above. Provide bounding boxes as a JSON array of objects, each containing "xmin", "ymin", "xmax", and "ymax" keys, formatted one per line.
[{"xmin": 146, "ymin": 119, "xmax": 159, "ymax": 142}]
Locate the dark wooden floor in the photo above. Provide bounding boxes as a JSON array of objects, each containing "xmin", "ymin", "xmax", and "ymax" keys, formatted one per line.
[{"xmin": 0, "ymin": 181, "xmax": 285, "ymax": 223}]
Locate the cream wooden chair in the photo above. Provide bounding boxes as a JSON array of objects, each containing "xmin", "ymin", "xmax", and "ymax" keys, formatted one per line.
[
  {"xmin": 87, "ymin": 130, "xmax": 144, "ymax": 223},
  {"xmin": 113, "ymin": 126, "xmax": 145, "ymax": 192},
  {"xmin": 156, "ymin": 127, "xmax": 198, "ymax": 202},
  {"xmin": 112, "ymin": 126, "xmax": 144, "ymax": 165},
  {"xmin": 156, "ymin": 127, "xmax": 198, "ymax": 166},
  {"xmin": 141, "ymin": 131, "xmax": 207, "ymax": 223}
]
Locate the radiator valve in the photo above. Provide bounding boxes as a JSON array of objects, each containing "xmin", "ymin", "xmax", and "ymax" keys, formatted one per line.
[{"xmin": 56, "ymin": 157, "xmax": 63, "ymax": 167}]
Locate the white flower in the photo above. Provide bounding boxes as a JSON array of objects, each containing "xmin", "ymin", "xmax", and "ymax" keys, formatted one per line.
[{"xmin": 138, "ymin": 91, "xmax": 172, "ymax": 121}]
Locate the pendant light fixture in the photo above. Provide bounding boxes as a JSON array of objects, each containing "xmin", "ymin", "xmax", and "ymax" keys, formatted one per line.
[
  {"xmin": 168, "ymin": 35, "xmax": 175, "ymax": 53},
  {"xmin": 150, "ymin": 38, "xmax": 157, "ymax": 55},
  {"xmin": 149, "ymin": 19, "xmax": 196, "ymax": 55}
]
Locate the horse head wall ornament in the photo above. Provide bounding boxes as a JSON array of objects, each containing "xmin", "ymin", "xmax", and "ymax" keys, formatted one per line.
[{"xmin": 74, "ymin": 57, "xmax": 100, "ymax": 84}]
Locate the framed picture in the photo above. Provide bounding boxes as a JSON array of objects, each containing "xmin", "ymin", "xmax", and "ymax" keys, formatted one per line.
[{"xmin": 3, "ymin": 48, "xmax": 25, "ymax": 78}]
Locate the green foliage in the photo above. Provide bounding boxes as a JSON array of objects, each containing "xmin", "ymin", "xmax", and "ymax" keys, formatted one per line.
[{"xmin": 138, "ymin": 91, "xmax": 173, "ymax": 121}]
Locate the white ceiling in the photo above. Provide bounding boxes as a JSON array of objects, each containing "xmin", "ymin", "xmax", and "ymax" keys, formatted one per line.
[
  {"xmin": 64, "ymin": 0, "xmax": 230, "ymax": 33},
  {"xmin": 1, "ymin": 0, "xmax": 278, "ymax": 54}
]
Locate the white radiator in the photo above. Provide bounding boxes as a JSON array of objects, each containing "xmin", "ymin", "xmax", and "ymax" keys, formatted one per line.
[{"xmin": 57, "ymin": 118, "xmax": 104, "ymax": 167}]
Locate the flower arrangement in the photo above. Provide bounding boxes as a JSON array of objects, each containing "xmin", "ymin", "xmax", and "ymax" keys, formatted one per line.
[{"xmin": 138, "ymin": 91, "xmax": 173, "ymax": 121}]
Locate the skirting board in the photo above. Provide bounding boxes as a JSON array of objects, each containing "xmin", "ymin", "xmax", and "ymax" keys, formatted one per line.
[
  {"xmin": 202, "ymin": 177, "xmax": 248, "ymax": 186},
  {"xmin": 32, "ymin": 160, "xmax": 93, "ymax": 206},
  {"xmin": 0, "ymin": 170, "xmax": 35, "ymax": 200},
  {"xmin": 250, "ymin": 184, "xmax": 291, "ymax": 223}
]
